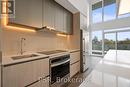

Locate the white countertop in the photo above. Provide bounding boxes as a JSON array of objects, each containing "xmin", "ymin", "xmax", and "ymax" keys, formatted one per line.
[
  {"xmin": 2, "ymin": 50, "xmax": 72, "ymax": 66},
  {"xmin": 2, "ymin": 52, "xmax": 49, "ymax": 66},
  {"xmin": 68, "ymin": 49, "xmax": 80, "ymax": 53},
  {"xmin": 79, "ymin": 50, "xmax": 130, "ymax": 87}
]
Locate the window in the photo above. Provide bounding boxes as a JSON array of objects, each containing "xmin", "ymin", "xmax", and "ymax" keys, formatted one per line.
[
  {"xmin": 92, "ymin": 31, "xmax": 103, "ymax": 55},
  {"xmin": 92, "ymin": 1, "xmax": 103, "ymax": 23},
  {"xmin": 92, "ymin": 0, "xmax": 130, "ymax": 23},
  {"xmin": 103, "ymin": 0, "xmax": 116, "ymax": 21},
  {"xmin": 117, "ymin": 31, "xmax": 130, "ymax": 50},
  {"xmin": 104, "ymin": 33, "xmax": 116, "ymax": 52}
]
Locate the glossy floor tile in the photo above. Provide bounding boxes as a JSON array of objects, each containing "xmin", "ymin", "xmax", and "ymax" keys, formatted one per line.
[
  {"xmin": 80, "ymin": 50, "xmax": 130, "ymax": 87},
  {"xmin": 66, "ymin": 56, "xmax": 102, "ymax": 87}
]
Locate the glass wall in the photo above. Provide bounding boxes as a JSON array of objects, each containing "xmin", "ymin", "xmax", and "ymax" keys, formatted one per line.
[
  {"xmin": 92, "ymin": 0, "xmax": 130, "ymax": 24},
  {"xmin": 92, "ymin": 31, "xmax": 103, "ymax": 55},
  {"xmin": 103, "ymin": 0, "xmax": 116, "ymax": 21},
  {"xmin": 117, "ymin": 31, "xmax": 130, "ymax": 50},
  {"xmin": 104, "ymin": 33, "xmax": 116, "ymax": 52},
  {"xmin": 92, "ymin": 1, "xmax": 103, "ymax": 23},
  {"xmin": 91, "ymin": 29, "xmax": 130, "ymax": 56}
]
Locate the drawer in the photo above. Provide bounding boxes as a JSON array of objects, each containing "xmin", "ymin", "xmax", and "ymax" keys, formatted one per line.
[
  {"xmin": 3, "ymin": 58, "xmax": 49, "ymax": 87},
  {"xmin": 70, "ymin": 61, "xmax": 80, "ymax": 78},
  {"xmin": 70, "ymin": 51, "xmax": 80, "ymax": 64}
]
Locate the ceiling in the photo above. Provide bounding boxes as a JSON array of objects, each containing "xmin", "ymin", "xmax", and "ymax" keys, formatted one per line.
[
  {"xmin": 54, "ymin": 0, "xmax": 79, "ymax": 14},
  {"xmin": 55, "ymin": 0, "xmax": 88, "ymax": 16}
]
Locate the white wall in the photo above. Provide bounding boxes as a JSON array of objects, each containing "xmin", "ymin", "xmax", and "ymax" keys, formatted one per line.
[{"xmin": 68, "ymin": 0, "xmax": 88, "ymax": 16}]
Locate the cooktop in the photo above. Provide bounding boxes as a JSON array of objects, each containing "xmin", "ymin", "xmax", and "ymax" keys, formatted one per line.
[{"xmin": 38, "ymin": 50, "xmax": 67, "ymax": 55}]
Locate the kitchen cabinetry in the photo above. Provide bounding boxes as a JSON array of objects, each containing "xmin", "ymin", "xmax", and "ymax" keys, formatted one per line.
[
  {"xmin": 70, "ymin": 51, "xmax": 80, "ymax": 64},
  {"xmin": 70, "ymin": 51, "xmax": 80, "ymax": 78},
  {"xmin": 8, "ymin": 0, "xmax": 73, "ymax": 34},
  {"xmin": 3, "ymin": 58, "xmax": 49, "ymax": 87},
  {"xmin": 29, "ymin": 77, "xmax": 49, "ymax": 87},
  {"xmin": 70, "ymin": 61, "xmax": 80, "ymax": 78},
  {"xmin": 80, "ymin": 14, "xmax": 87, "ymax": 30},
  {"xmin": 55, "ymin": 4, "xmax": 73, "ymax": 34},
  {"xmin": 64, "ymin": 10, "xmax": 73, "ymax": 34},
  {"xmin": 9, "ymin": 0, "xmax": 43, "ymax": 28},
  {"xmin": 55, "ymin": 3, "xmax": 64, "ymax": 32},
  {"xmin": 43, "ymin": 0, "xmax": 55, "ymax": 28}
]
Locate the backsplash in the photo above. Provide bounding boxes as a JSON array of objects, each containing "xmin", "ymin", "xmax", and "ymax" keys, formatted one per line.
[{"xmin": 1, "ymin": 13, "xmax": 80, "ymax": 56}]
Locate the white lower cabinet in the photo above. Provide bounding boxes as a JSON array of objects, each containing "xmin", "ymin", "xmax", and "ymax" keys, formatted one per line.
[
  {"xmin": 40, "ymin": 77, "xmax": 50, "ymax": 87},
  {"xmin": 29, "ymin": 81, "xmax": 41, "ymax": 87},
  {"xmin": 70, "ymin": 51, "xmax": 80, "ymax": 65},
  {"xmin": 3, "ymin": 58, "xmax": 49, "ymax": 87},
  {"xmin": 70, "ymin": 51, "xmax": 80, "ymax": 78},
  {"xmin": 70, "ymin": 61, "xmax": 80, "ymax": 78},
  {"xmin": 29, "ymin": 77, "xmax": 49, "ymax": 87}
]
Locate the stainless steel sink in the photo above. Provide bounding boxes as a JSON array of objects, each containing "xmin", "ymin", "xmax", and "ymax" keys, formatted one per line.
[{"xmin": 12, "ymin": 54, "xmax": 39, "ymax": 60}]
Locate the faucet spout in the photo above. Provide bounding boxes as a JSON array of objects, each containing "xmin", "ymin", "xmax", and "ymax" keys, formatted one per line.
[{"xmin": 20, "ymin": 38, "xmax": 26, "ymax": 55}]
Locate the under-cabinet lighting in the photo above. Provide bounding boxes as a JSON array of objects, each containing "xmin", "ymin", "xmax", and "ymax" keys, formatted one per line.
[
  {"xmin": 3, "ymin": 17, "xmax": 36, "ymax": 32},
  {"xmin": 6, "ymin": 25, "xmax": 36, "ymax": 32},
  {"xmin": 118, "ymin": 0, "xmax": 130, "ymax": 15},
  {"xmin": 2, "ymin": 1, "xmax": 36, "ymax": 33},
  {"xmin": 56, "ymin": 33, "xmax": 68, "ymax": 37},
  {"xmin": 46, "ymin": 26, "xmax": 55, "ymax": 30}
]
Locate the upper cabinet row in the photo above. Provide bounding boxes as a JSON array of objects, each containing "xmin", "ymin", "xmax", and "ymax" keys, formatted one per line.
[{"xmin": 9, "ymin": 0, "xmax": 73, "ymax": 34}]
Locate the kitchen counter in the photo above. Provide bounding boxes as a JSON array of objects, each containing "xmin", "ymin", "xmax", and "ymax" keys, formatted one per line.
[
  {"xmin": 2, "ymin": 49, "xmax": 79, "ymax": 66},
  {"xmin": 2, "ymin": 52, "xmax": 49, "ymax": 66},
  {"xmin": 79, "ymin": 50, "xmax": 130, "ymax": 87},
  {"xmin": 68, "ymin": 49, "xmax": 80, "ymax": 53},
  {"xmin": 2, "ymin": 49, "xmax": 72, "ymax": 66}
]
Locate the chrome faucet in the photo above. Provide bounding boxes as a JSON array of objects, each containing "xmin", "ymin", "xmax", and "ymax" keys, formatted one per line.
[{"xmin": 20, "ymin": 38, "xmax": 26, "ymax": 55}]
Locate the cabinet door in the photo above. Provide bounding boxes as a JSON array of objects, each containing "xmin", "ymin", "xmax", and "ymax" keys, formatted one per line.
[
  {"xmin": 70, "ymin": 51, "xmax": 80, "ymax": 64},
  {"xmin": 29, "ymin": 77, "xmax": 49, "ymax": 87},
  {"xmin": 80, "ymin": 14, "xmax": 87, "ymax": 30},
  {"xmin": 3, "ymin": 62, "xmax": 35, "ymax": 87},
  {"xmin": 3, "ymin": 58, "xmax": 49, "ymax": 87},
  {"xmin": 29, "ymin": 81, "xmax": 41, "ymax": 87},
  {"xmin": 41, "ymin": 77, "xmax": 50, "ymax": 87},
  {"xmin": 64, "ymin": 10, "xmax": 73, "ymax": 34},
  {"xmin": 55, "ymin": 3, "xmax": 64, "ymax": 32},
  {"xmin": 33, "ymin": 58, "xmax": 49, "ymax": 80},
  {"xmin": 43, "ymin": 0, "xmax": 55, "ymax": 28},
  {"xmin": 70, "ymin": 61, "xmax": 80, "ymax": 78},
  {"xmin": 9, "ymin": 0, "xmax": 42, "ymax": 28}
]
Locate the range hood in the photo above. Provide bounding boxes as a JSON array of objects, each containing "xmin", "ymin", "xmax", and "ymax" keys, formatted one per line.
[
  {"xmin": 7, "ymin": 22, "xmax": 70, "ymax": 35},
  {"xmin": 37, "ymin": 26, "xmax": 70, "ymax": 35}
]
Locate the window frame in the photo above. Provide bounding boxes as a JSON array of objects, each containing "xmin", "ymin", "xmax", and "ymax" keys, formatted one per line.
[
  {"xmin": 92, "ymin": 1, "xmax": 103, "ymax": 24},
  {"xmin": 91, "ymin": 0, "xmax": 130, "ymax": 24}
]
